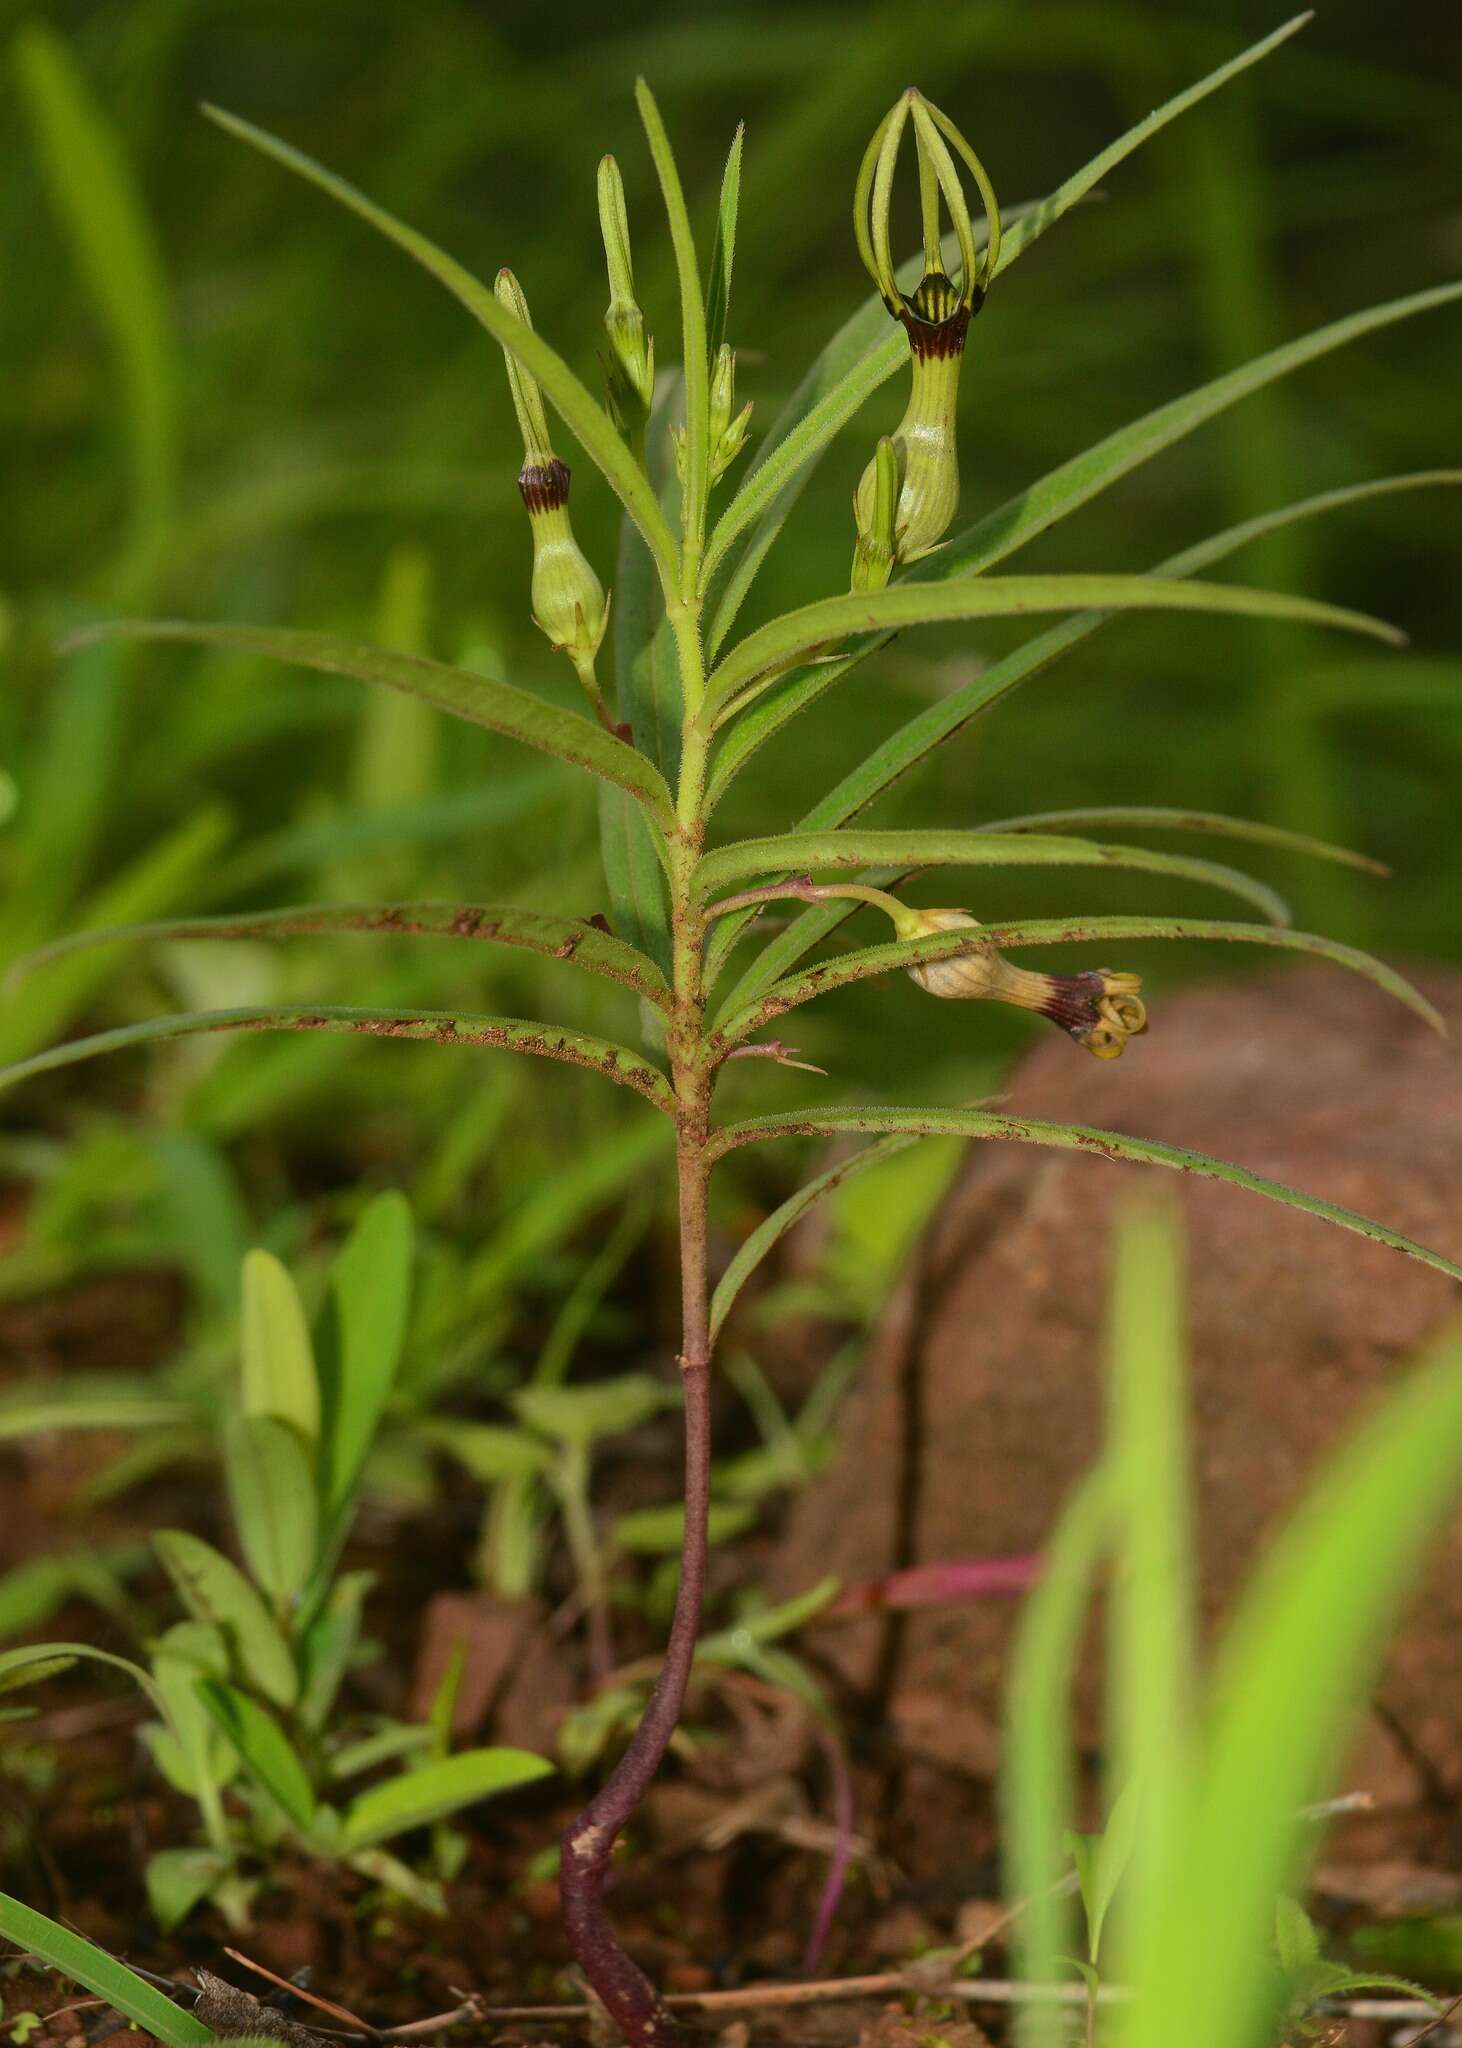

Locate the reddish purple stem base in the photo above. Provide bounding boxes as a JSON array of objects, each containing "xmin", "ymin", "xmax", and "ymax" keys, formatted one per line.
[{"xmin": 559, "ymin": 1358, "xmax": 712, "ymax": 2048}]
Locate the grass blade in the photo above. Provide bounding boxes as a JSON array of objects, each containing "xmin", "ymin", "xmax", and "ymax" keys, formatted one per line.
[
  {"xmin": 1116, "ymin": 1327, "xmax": 1462, "ymax": 2048},
  {"xmin": 0, "ymin": 1005, "xmax": 677, "ymax": 1111},
  {"xmin": 1103, "ymin": 1203, "xmax": 1195, "ymax": 1974},
  {"xmin": 202, "ymin": 104, "xmax": 677, "ymax": 585},
  {"xmin": 707, "ymin": 574, "xmax": 1400, "ymax": 721},
  {"xmin": 14, "ymin": 25, "xmax": 178, "ymax": 584},
  {"xmin": 1003, "ymin": 1468, "xmax": 1113, "ymax": 2048},
  {"xmin": 0, "ymin": 1892, "xmax": 213, "ymax": 2047},
  {"xmin": 8, "ymin": 900, "xmax": 673, "ymax": 1009},
  {"xmin": 714, "ymin": 916, "xmax": 1442, "ymax": 1044},
  {"xmin": 707, "ymin": 1107, "xmax": 1462, "ymax": 1283},
  {"xmin": 696, "ymin": 829, "xmax": 1291, "ymax": 924},
  {"xmin": 63, "ymin": 619, "xmax": 677, "ymax": 829}
]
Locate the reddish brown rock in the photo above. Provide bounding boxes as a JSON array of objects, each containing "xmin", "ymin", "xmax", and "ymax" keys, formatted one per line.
[{"xmin": 780, "ymin": 968, "xmax": 1462, "ymax": 1780}]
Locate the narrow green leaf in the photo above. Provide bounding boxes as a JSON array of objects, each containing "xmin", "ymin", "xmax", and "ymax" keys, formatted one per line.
[
  {"xmin": 0, "ymin": 1891, "xmax": 214, "ymax": 2047},
  {"xmin": 709, "ymin": 1133, "xmax": 921, "ymax": 1343},
  {"xmin": 715, "ymin": 917, "xmax": 1442, "ymax": 1044},
  {"xmin": 1117, "ymin": 1328, "xmax": 1462, "ymax": 2048},
  {"xmin": 9, "ymin": 901, "xmax": 673, "ymax": 1009},
  {"xmin": 62, "ymin": 620, "xmax": 677, "ymax": 829},
  {"xmin": 317, "ymin": 1191, "xmax": 414, "ymax": 1513},
  {"xmin": 708, "ymin": 574, "xmax": 1400, "ymax": 721},
  {"xmin": 705, "ymin": 122, "xmax": 744, "ymax": 359},
  {"xmin": 14, "ymin": 25, "xmax": 178, "ymax": 577},
  {"xmin": 241, "ymin": 1250, "xmax": 319, "ymax": 1443},
  {"xmin": 0, "ymin": 1381, "xmax": 189, "ymax": 1440},
  {"xmin": 1002, "ymin": 1464, "xmax": 1128, "ymax": 2048},
  {"xmin": 613, "ymin": 1501, "xmax": 757, "ymax": 1553},
  {"xmin": 977, "ymin": 807, "xmax": 1387, "ymax": 874},
  {"xmin": 197, "ymin": 1680, "xmax": 315, "ymax": 1831},
  {"xmin": 0, "ymin": 1005, "xmax": 677, "ymax": 1112},
  {"xmin": 704, "ymin": 16, "xmax": 1313, "ymax": 637},
  {"xmin": 697, "ymin": 830, "xmax": 1290, "ymax": 924},
  {"xmin": 202, "ymin": 104, "xmax": 677, "ymax": 582},
  {"xmin": 224, "ymin": 1417, "xmax": 318, "ymax": 1610},
  {"xmin": 927, "ymin": 289, "xmax": 1462, "ymax": 587},
  {"xmin": 153, "ymin": 1531, "xmax": 298, "ymax": 1708},
  {"xmin": 706, "ymin": 472, "xmax": 1461, "ymax": 1003},
  {"xmin": 636, "ymin": 78, "xmax": 708, "ymax": 552},
  {"xmin": 707, "ymin": 1108, "xmax": 1462, "ymax": 1283},
  {"xmin": 340, "ymin": 1746, "xmax": 552, "ymax": 1851},
  {"xmin": 1104, "ymin": 1206, "xmax": 1194, "ymax": 1971}
]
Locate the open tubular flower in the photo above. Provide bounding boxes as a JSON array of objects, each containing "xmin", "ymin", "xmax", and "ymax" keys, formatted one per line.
[
  {"xmin": 596, "ymin": 156, "xmax": 654, "ymax": 429},
  {"xmin": 893, "ymin": 905, "xmax": 1148, "ymax": 1059},
  {"xmin": 495, "ymin": 269, "xmax": 611, "ymax": 724},
  {"xmin": 851, "ymin": 89, "xmax": 1001, "ymax": 577}
]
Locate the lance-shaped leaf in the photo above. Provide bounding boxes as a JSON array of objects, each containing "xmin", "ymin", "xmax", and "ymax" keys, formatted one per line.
[
  {"xmin": 976, "ymin": 807, "xmax": 1386, "ymax": 874},
  {"xmin": 202, "ymin": 105, "xmax": 678, "ymax": 584},
  {"xmin": 696, "ymin": 830, "xmax": 1290, "ymax": 925},
  {"xmin": 0, "ymin": 1005, "xmax": 676, "ymax": 1112},
  {"xmin": 705, "ymin": 472, "xmax": 1462, "ymax": 1002},
  {"xmin": 706, "ymin": 574, "xmax": 1400, "ymax": 723},
  {"xmin": 704, "ymin": 14, "xmax": 1314, "ymax": 643},
  {"xmin": 708, "ymin": 1131, "xmax": 921, "ymax": 1343},
  {"xmin": 714, "ymin": 917, "xmax": 1443, "ymax": 1045},
  {"xmin": 62, "ymin": 620, "xmax": 677, "ymax": 832},
  {"xmin": 637, "ymin": 78, "xmax": 708, "ymax": 545},
  {"xmin": 706, "ymin": 1108, "xmax": 1462, "ymax": 1284},
  {"xmin": 10, "ymin": 900, "xmax": 672, "ymax": 1009},
  {"xmin": 704, "ymin": 122, "xmax": 744, "ymax": 360},
  {"xmin": 923, "ymin": 284, "xmax": 1462, "ymax": 587}
]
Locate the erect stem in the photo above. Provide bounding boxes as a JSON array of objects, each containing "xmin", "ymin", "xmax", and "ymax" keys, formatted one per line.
[{"xmin": 560, "ymin": 557, "xmax": 715, "ymax": 2047}]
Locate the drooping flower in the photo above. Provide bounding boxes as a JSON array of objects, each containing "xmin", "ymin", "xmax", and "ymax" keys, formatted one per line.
[
  {"xmin": 851, "ymin": 90, "xmax": 1001, "ymax": 578},
  {"xmin": 894, "ymin": 905, "xmax": 1148, "ymax": 1059}
]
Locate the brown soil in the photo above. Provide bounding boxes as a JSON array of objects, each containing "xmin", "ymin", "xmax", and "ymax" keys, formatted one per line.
[{"xmin": 778, "ymin": 966, "xmax": 1462, "ymax": 1818}]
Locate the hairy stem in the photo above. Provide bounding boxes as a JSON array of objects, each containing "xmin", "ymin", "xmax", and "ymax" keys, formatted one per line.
[{"xmin": 560, "ymin": 558, "xmax": 715, "ymax": 2046}]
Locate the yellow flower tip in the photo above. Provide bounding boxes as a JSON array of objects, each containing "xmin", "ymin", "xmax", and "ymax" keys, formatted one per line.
[{"xmin": 1058, "ymin": 972, "xmax": 1149, "ymax": 1060}]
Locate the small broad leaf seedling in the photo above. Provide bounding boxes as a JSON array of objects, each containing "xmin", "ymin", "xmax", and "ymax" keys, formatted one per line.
[{"xmin": 0, "ymin": 1193, "xmax": 551, "ymax": 1931}]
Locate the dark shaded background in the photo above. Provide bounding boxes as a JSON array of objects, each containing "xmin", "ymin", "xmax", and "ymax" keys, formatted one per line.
[{"xmin": 3, "ymin": 0, "xmax": 1460, "ymax": 1325}]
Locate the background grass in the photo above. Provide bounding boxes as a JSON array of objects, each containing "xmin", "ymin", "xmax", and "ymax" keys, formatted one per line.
[{"xmin": 3, "ymin": 0, "xmax": 1459, "ymax": 1331}]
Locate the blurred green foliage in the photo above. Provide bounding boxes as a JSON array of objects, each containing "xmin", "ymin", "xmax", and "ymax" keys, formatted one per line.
[{"xmin": 2, "ymin": 0, "xmax": 1458, "ymax": 1347}]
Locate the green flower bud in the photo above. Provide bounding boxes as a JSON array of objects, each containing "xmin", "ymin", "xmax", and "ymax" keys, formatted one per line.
[
  {"xmin": 852, "ymin": 89, "xmax": 1001, "ymax": 569},
  {"xmin": 495, "ymin": 269, "xmax": 611, "ymax": 724},
  {"xmin": 597, "ymin": 156, "xmax": 654, "ymax": 427},
  {"xmin": 708, "ymin": 343, "xmax": 753, "ymax": 485}
]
